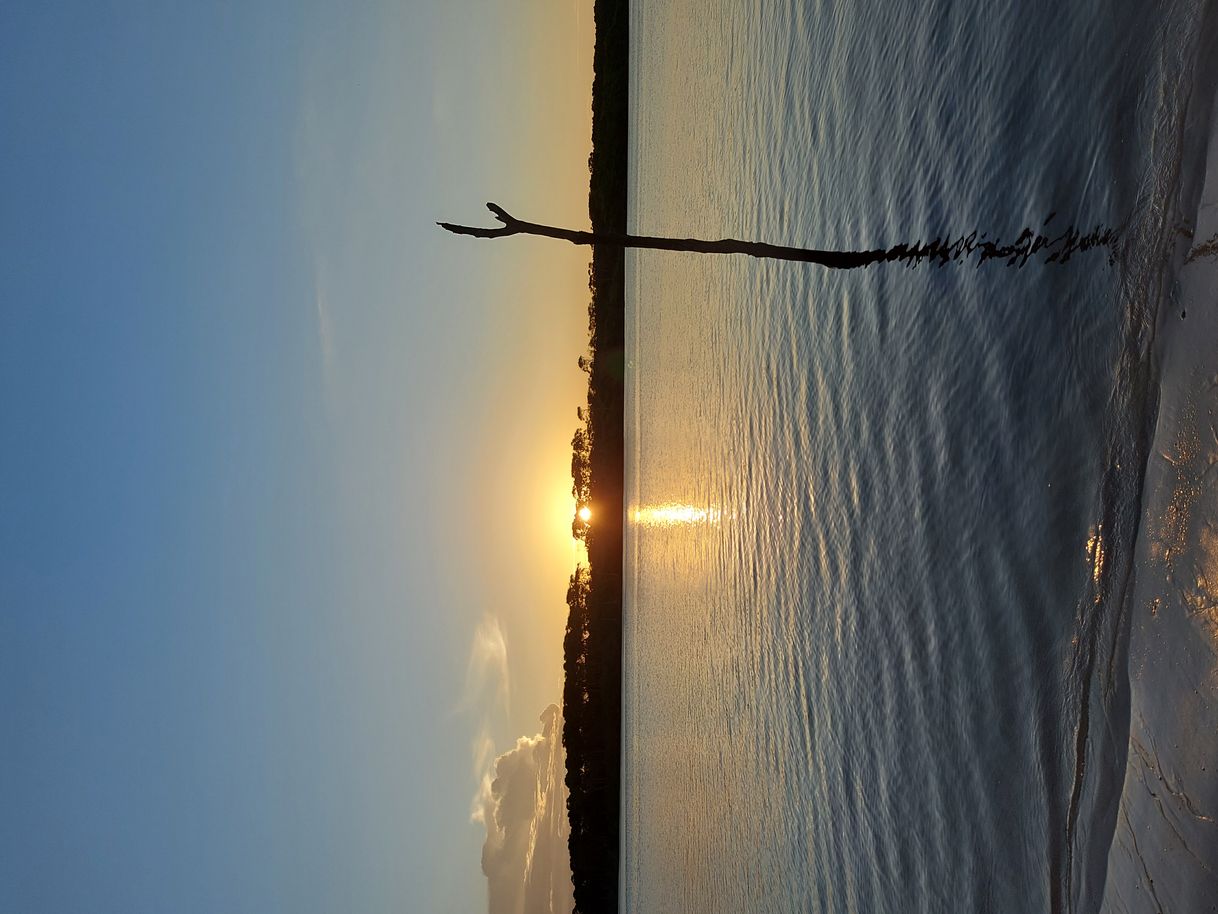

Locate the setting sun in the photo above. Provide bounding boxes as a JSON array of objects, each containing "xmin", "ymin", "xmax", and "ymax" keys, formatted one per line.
[{"xmin": 578, "ymin": 505, "xmax": 592, "ymax": 523}]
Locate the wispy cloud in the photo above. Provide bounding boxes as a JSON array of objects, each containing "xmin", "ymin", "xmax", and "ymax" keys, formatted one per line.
[
  {"xmin": 461, "ymin": 614, "xmax": 511, "ymax": 718},
  {"xmin": 472, "ymin": 727, "xmax": 498, "ymax": 782},
  {"xmin": 314, "ymin": 282, "xmax": 336, "ymax": 386}
]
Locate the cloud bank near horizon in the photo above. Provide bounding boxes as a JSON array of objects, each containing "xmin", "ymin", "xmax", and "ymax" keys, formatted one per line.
[{"xmin": 473, "ymin": 704, "xmax": 574, "ymax": 914}]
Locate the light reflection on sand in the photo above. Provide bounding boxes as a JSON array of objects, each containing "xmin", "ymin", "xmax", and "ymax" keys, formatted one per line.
[{"xmin": 1085, "ymin": 523, "xmax": 1108, "ymax": 597}]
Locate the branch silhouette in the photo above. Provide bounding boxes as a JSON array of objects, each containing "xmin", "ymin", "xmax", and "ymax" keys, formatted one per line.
[{"xmin": 439, "ymin": 202, "xmax": 1121, "ymax": 268}]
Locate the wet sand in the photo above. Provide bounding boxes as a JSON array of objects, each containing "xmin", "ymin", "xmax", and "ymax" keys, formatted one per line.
[{"xmin": 1099, "ymin": 61, "xmax": 1218, "ymax": 914}]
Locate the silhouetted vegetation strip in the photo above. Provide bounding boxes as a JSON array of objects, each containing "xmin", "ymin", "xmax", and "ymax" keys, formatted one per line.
[
  {"xmin": 560, "ymin": 3, "xmax": 627, "ymax": 914},
  {"xmin": 442, "ymin": 202, "xmax": 1121, "ymax": 269}
]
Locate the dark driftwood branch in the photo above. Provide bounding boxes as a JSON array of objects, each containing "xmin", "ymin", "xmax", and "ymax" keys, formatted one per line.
[
  {"xmin": 437, "ymin": 202, "xmax": 521, "ymax": 239},
  {"xmin": 438, "ymin": 202, "xmax": 878, "ymax": 267},
  {"xmin": 438, "ymin": 202, "xmax": 1120, "ymax": 269}
]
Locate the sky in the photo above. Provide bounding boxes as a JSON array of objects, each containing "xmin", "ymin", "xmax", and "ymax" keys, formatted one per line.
[{"xmin": 0, "ymin": 3, "xmax": 594, "ymax": 912}]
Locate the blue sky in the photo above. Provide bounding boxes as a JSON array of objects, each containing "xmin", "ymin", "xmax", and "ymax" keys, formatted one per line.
[{"xmin": 1, "ymin": 3, "xmax": 593, "ymax": 912}]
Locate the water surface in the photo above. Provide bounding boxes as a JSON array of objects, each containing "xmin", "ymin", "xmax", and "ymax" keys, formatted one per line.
[{"xmin": 622, "ymin": 2, "xmax": 1218, "ymax": 911}]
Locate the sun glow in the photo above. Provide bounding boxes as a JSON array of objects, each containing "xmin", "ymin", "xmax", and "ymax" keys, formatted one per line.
[{"xmin": 578, "ymin": 506, "xmax": 592, "ymax": 523}]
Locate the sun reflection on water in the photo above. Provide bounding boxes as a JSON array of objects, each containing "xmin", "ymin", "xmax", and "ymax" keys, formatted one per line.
[{"xmin": 629, "ymin": 503, "xmax": 724, "ymax": 526}]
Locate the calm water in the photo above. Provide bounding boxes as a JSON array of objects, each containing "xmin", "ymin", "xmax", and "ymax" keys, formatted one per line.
[{"xmin": 621, "ymin": 2, "xmax": 1218, "ymax": 912}]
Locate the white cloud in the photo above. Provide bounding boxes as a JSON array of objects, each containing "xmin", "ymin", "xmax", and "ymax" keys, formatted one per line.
[
  {"xmin": 460, "ymin": 619, "xmax": 571, "ymax": 912},
  {"xmin": 474, "ymin": 704, "xmax": 573, "ymax": 914}
]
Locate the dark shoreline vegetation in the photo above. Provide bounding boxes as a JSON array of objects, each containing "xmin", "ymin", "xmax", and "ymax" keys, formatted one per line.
[{"xmin": 563, "ymin": 1, "xmax": 628, "ymax": 913}]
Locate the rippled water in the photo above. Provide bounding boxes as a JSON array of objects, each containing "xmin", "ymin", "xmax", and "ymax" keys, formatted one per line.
[{"xmin": 621, "ymin": 2, "xmax": 1217, "ymax": 912}]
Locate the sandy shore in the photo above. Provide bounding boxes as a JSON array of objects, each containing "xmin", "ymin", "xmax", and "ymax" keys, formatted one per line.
[{"xmin": 1097, "ymin": 53, "xmax": 1218, "ymax": 913}]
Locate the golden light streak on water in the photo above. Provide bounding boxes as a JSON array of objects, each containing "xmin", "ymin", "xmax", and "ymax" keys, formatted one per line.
[{"xmin": 629, "ymin": 503, "xmax": 724, "ymax": 526}]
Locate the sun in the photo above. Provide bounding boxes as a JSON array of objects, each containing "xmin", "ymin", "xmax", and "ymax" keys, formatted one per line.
[{"xmin": 578, "ymin": 505, "xmax": 592, "ymax": 523}]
